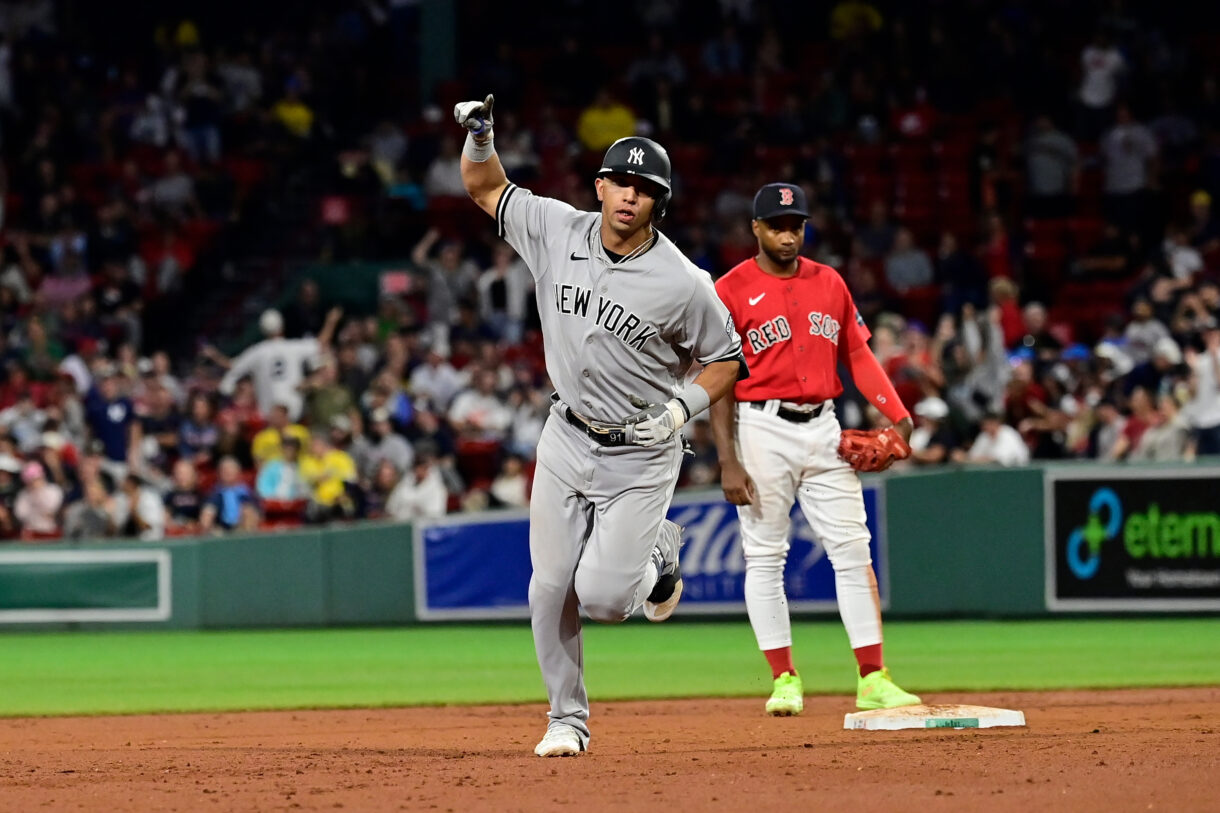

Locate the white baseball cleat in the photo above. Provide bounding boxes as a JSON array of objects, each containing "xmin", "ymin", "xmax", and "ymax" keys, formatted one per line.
[
  {"xmin": 534, "ymin": 724, "xmax": 584, "ymax": 757},
  {"xmin": 643, "ymin": 521, "xmax": 684, "ymax": 622}
]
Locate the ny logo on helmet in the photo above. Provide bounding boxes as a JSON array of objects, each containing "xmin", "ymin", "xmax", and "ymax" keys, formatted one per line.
[
  {"xmin": 779, "ymin": 187, "xmax": 794, "ymax": 206},
  {"xmin": 627, "ymin": 147, "xmax": 645, "ymax": 165}
]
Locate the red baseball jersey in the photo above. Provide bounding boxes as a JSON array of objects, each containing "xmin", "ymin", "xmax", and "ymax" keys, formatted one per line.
[{"xmin": 715, "ymin": 256, "xmax": 871, "ymax": 403}]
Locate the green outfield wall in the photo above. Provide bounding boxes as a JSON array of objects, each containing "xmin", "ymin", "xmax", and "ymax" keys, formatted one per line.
[
  {"xmin": 1, "ymin": 465, "xmax": 1214, "ymax": 629},
  {"xmin": 883, "ymin": 467, "xmax": 1047, "ymax": 616}
]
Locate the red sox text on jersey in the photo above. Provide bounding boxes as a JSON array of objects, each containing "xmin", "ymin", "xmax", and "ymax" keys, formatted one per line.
[{"xmin": 745, "ymin": 311, "xmax": 842, "ymax": 354}]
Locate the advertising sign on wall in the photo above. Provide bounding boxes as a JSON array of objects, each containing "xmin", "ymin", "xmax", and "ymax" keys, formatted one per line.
[
  {"xmin": 415, "ymin": 485, "xmax": 886, "ymax": 620},
  {"xmin": 1045, "ymin": 467, "xmax": 1220, "ymax": 611}
]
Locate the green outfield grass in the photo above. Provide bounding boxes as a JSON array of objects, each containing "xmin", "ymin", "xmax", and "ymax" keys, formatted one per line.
[{"xmin": 0, "ymin": 618, "xmax": 1217, "ymax": 717}]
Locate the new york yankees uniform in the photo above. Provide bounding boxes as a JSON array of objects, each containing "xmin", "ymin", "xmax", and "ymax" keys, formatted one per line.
[
  {"xmin": 497, "ymin": 182, "xmax": 742, "ymax": 749},
  {"xmin": 219, "ymin": 337, "xmax": 322, "ymax": 420}
]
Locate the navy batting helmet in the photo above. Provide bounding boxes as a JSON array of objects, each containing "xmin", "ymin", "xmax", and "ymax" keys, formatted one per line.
[{"xmin": 597, "ymin": 137, "xmax": 672, "ymax": 221}]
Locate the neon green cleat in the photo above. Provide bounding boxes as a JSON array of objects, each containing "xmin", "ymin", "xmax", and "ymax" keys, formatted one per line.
[
  {"xmin": 856, "ymin": 668, "xmax": 921, "ymax": 710},
  {"xmin": 765, "ymin": 671, "xmax": 804, "ymax": 716}
]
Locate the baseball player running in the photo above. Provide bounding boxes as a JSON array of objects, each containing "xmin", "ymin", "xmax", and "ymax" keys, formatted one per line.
[
  {"xmin": 454, "ymin": 95, "xmax": 746, "ymax": 756},
  {"xmin": 710, "ymin": 183, "xmax": 920, "ymax": 716}
]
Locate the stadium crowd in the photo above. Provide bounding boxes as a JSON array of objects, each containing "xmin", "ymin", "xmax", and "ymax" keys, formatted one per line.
[{"xmin": 0, "ymin": 0, "xmax": 1218, "ymax": 540}]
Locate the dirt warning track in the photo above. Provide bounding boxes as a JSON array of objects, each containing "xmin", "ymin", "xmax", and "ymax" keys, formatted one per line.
[{"xmin": 1, "ymin": 688, "xmax": 1216, "ymax": 812}]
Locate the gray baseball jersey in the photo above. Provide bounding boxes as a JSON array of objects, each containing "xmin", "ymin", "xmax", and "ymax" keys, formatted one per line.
[
  {"xmin": 497, "ymin": 183, "xmax": 742, "ymax": 422},
  {"xmin": 495, "ymin": 182, "xmax": 742, "ymax": 750}
]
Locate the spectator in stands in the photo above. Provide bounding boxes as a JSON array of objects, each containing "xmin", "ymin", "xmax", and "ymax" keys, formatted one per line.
[
  {"xmin": 216, "ymin": 47, "xmax": 263, "ymax": 114},
  {"xmin": 678, "ymin": 419, "xmax": 719, "ymax": 487},
  {"xmin": 0, "ymin": 454, "xmax": 17, "ymax": 538},
  {"xmin": 1123, "ymin": 298, "xmax": 1172, "ymax": 365},
  {"xmin": 1076, "ymin": 29, "xmax": 1126, "ymax": 140},
  {"xmin": 166, "ymin": 49, "xmax": 224, "ymax": 164},
  {"xmin": 1187, "ymin": 189, "xmax": 1220, "ymax": 256},
  {"xmin": 476, "ymin": 242, "xmax": 532, "ymax": 344},
  {"xmin": 1014, "ymin": 302, "xmax": 1063, "ymax": 361},
  {"xmin": 218, "ymin": 306, "xmax": 340, "ymax": 420},
  {"xmin": 256, "ymin": 435, "xmax": 308, "ymax": 500},
  {"xmin": 113, "ymin": 473, "xmax": 166, "ymax": 540},
  {"xmin": 363, "ymin": 458, "xmax": 402, "ymax": 519},
  {"xmin": 953, "ymin": 410, "xmax": 1030, "ymax": 467},
  {"xmin": 1125, "ymin": 336, "xmax": 1184, "ymax": 396},
  {"xmin": 133, "ymin": 381, "xmax": 181, "ymax": 475},
  {"xmin": 300, "ymin": 356, "xmax": 355, "ymax": 432},
  {"xmin": 1185, "ymin": 322, "xmax": 1220, "ymax": 455},
  {"xmin": 1163, "ymin": 224, "xmax": 1204, "ymax": 284},
  {"xmin": 978, "ymin": 211, "xmax": 1015, "ymax": 281},
  {"xmin": 270, "ymin": 71, "xmax": 314, "ymax": 140},
  {"xmin": 366, "ymin": 121, "xmax": 408, "ymax": 188},
  {"xmin": 386, "ymin": 448, "xmax": 448, "ymax": 521},
  {"xmin": 1130, "ymin": 392, "xmax": 1191, "ymax": 461},
  {"xmin": 148, "ymin": 351, "xmax": 184, "ymax": 405},
  {"xmin": 250, "ymin": 402, "xmax": 310, "ymax": 466},
  {"xmin": 412, "ymin": 227, "xmax": 480, "ymax": 354},
  {"xmin": 449, "ymin": 368, "xmax": 513, "ymax": 442},
  {"xmin": 1110, "ymin": 386, "xmax": 1157, "ymax": 460},
  {"xmin": 1024, "ymin": 115, "xmax": 1079, "ymax": 219},
  {"xmin": 936, "ymin": 231, "xmax": 987, "ymax": 315},
  {"xmin": 199, "ymin": 455, "xmax": 259, "ymax": 533},
  {"xmin": 35, "ymin": 430, "xmax": 73, "ymax": 494},
  {"xmin": 14, "ymin": 461, "xmax": 63, "ymax": 537},
  {"xmin": 505, "ymin": 385, "xmax": 549, "ymax": 460},
  {"xmin": 423, "ymin": 135, "xmax": 465, "ymax": 198},
  {"xmin": 300, "ymin": 429, "xmax": 359, "ymax": 522},
  {"xmin": 361, "ymin": 406, "xmax": 412, "ymax": 477},
  {"xmin": 1100, "ymin": 103, "xmax": 1159, "ymax": 239},
  {"xmin": 84, "ymin": 369, "xmax": 136, "ymax": 479},
  {"xmin": 92, "ymin": 260, "xmax": 144, "ymax": 350},
  {"xmin": 576, "ymin": 88, "xmax": 637, "ymax": 152},
  {"xmin": 164, "ymin": 458, "xmax": 204, "ymax": 530},
  {"xmin": 488, "ymin": 453, "xmax": 529, "ymax": 509},
  {"xmin": 142, "ymin": 150, "xmax": 200, "ymax": 220},
  {"xmin": 63, "ymin": 478, "xmax": 115, "ymax": 540},
  {"xmin": 883, "ymin": 227, "xmax": 934, "ymax": 293},
  {"xmin": 0, "ymin": 389, "xmax": 44, "ymax": 452},
  {"xmin": 905, "ymin": 396, "xmax": 958, "ymax": 466},
  {"xmin": 178, "ymin": 391, "xmax": 219, "ymax": 467},
  {"xmin": 213, "ymin": 407, "xmax": 254, "ymax": 470}
]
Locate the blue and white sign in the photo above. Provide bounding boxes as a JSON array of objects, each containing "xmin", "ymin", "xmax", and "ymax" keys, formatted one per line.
[{"xmin": 414, "ymin": 485, "xmax": 887, "ymax": 620}]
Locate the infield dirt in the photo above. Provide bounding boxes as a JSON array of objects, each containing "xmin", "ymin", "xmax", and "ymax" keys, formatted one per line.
[{"xmin": 1, "ymin": 687, "xmax": 1216, "ymax": 812}]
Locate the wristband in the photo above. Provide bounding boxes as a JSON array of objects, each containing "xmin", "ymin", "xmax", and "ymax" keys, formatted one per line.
[
  {"xmin": 675, "ymin": 382, "xmax": 711, "ymax": 421},
  {"xmin": 463, "ymin": 130, "xmax": 494, "ymax": 162}
]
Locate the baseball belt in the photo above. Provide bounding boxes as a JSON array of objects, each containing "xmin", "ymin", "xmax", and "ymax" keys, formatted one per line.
[
  {"xmin": 563, "ymin": 407, "xmax": 630, "ymax": 446},
  {"xmin": 550, "ymin": 394, "xmax": 630, "ymax": 446},
  {"xmin": 746, "ymin": 400, "xmax": 826, "ymax": 424}
]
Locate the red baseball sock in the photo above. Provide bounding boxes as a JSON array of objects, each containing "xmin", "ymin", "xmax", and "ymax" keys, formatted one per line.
[
  {"xmin": 854, "ymin": 643, "xmax": 883, "ymax": 677},
  {"xmin": 763, "ymin": 646, "xmax": 796, "ymax": 679}
]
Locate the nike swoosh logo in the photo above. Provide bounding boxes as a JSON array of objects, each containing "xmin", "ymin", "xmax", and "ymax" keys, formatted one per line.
[
  {"xmin": 749, "ymin": 293, "xmax": 766, "ymax": 306},
  {"xmin": 570, "ymin": 252, "xmax": 589, "ymax": 261}
]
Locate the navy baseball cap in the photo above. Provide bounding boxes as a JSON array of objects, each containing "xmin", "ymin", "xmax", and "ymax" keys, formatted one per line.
[{"xmin": 753, "ymin": 183, "xmax": 810, "ymax": 220}]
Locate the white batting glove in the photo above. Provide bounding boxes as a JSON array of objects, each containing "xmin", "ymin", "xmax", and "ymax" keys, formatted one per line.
[
  {"xmin": 622, "ymin": 395, "xmax": 687, "ymax": 447},
  {"xmin": 453, "ymin": 93, "xmax": 495, "ymax": 139}
]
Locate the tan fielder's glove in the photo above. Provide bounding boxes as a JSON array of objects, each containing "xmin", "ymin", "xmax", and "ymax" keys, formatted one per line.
[{"xmin": 837, "ymin": 427, "xmax": 911, "ymax": 472}]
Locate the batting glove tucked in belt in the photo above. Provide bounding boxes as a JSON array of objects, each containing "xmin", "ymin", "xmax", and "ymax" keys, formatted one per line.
[{"xmin": 622, "ymin": 395, "xmax": 687, "ymax": 447}]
